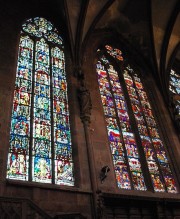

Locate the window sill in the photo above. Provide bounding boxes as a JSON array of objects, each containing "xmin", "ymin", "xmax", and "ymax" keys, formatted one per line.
[
  {"xmin": 6, "ymin": 179, "xmax": 92, "ymax": 194},
  {"xmin": 103, "ymin": 188, "xmax": 180, "ymax": 201}
]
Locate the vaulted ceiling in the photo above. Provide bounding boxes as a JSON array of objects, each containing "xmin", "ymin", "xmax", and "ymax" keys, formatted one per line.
[
  {"xmin": 0, "ymin": 0, "xmax": 179, "ymax": 96},
  {"xmin": 59, "ymin": 0, "xmax": 180, "ymax": 96}
]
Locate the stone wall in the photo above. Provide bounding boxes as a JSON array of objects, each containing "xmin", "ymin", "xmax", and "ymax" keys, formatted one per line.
[{"xmin": 0, "ymin": 1, "xmax": 180, "ymax": 218}]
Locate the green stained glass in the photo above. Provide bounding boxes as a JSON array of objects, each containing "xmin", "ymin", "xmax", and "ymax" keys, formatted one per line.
[
  {"xmin": 7, "ymin": 36, "xmax": 33, "ymax": 180},
  {"xmin": 52, "ymin": 47, "xmax": 74, "ymax": 186},
  {"xmin": 22, "ymin": 17, "xmax": 63, "ymax": 45},
  {"xmin": 7, "ymin": 17, "xmax": 74, "ymax": 186}
]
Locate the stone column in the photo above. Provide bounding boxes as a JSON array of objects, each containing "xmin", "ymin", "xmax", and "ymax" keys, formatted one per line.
[{"xmin": 77, "ymin": 76, "xmax": 99, "ymax": 218}]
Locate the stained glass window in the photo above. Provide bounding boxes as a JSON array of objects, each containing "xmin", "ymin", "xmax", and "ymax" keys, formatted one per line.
[
  {"xmin": 7, "ymin": 17, "xmax": 74, "ymax": 186},
  {"xmin": 169, "ymin": 69, "xmax": 180, "ymax": 119},
  {"xmin": 96, "ymin": 45, "xmax": 178, "ymax": 193},
  {"xmin": 97, "ymin": 59, "xmax": 146, "ymax": 191}
]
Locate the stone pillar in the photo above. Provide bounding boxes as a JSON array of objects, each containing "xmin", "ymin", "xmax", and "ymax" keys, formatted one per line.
[{"xmin": 77, "ymin": 75, "xmax": 99, "ymax": 218}]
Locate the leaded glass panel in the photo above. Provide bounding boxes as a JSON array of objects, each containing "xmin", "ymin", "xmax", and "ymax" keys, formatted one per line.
[
  {"xmin": 96, "ymin": 45, "xmax": 178, "ymax": 193},
  {"xmin": 169, "ymin": 69, "xmax": 180, "ymax": 118},
  {"xmin": 123, "ymin": 66, "xmax": 177, "ymax": 193},
  {"xmin": 96, "ymin": 60, "xmax": 146, "ymax": 191},
  {"xmin": 7, "ymin": 17, "xmax": 74, "ymax": 186}
]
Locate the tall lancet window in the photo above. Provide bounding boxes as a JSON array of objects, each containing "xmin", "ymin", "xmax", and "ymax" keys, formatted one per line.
[
  {"xmin": 96, "ymin": 45, "xmax": 178, "ymax": 193},
  {"xmin": 7, "ymin": 17, "xmax": 74, "ymax": 186},
  {"xmin": 169, "ymin": 69, "xmax": 180, "ymax": 119}
]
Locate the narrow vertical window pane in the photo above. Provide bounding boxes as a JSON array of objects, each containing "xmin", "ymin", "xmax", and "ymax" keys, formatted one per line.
[
  {"xmin": 124, "ymin": 66, "xmax": 177, "ymax": 193},
  {"xmin": 169, "ymin": 69, "xmax": 180, "ymax": 95},
  {"xmin": 7, "ymin": 17, "xmax": 74, "ymax": 186},
  {"xmin": 96, "ymin": 60, "xmax": 146, "ymax": 190},
  {"xmin": 52, "ymin": 47, "xmax": 74, "ymax": 186},
  {"xmin": 7, "ymin": 36, "xmax": 33, "ymax": 180},
  {"xmin": 32, "ymin": 39, "xmax": 52, "ymax": 183},
  {"xmin": 169, "ymin": 69, "xmax": 180, "ymax": 118}
]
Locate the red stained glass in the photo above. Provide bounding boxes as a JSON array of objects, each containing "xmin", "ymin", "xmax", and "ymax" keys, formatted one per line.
[
  {"xmin": 124, "ymin": 66, "xmax": 177, "ymax": 193},
  {"xmin": 97, "ymin": 61, "xmax": 146, "ymax": 191},
  {"xmin": 7, "ymin": 17, "xmax": 74, "ymax": 186}
]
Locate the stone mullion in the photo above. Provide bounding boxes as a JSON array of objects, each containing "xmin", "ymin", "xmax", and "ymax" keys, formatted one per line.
[
  {"xmin": 29, "ymin": 38, "xmax": 36, "ymax": 182},
  {"xmin": 49, "ymin": 46, "xmax": 55, "ymax": 184}
]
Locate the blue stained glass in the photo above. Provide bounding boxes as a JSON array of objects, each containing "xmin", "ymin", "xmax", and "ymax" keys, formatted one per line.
[
  {"xmin": 52, "ymin": 46, "xmax": 74, "ymax": 186},
  {"xmin": 55, "ymin": 143, "xmax": 72, "ymax": 158},
  {"xmin": 115, "ymin": 165, "xmax": 131, "ymax": 189},
  {"xmin": 169, "ymin": 70, "xmax": 180, "ymax": 93},
  {"xmin": 7, "ymin": 17, "xmax": 74, "ymax": 186},
  {"xmin": 34, "ymin": 83, "xmax": 50, "ymax": 97},
  {"xmin": 22, "ymin": 18, "xmax": 63, "ymax": 45},
  {"xmin": 32, "ymin": 37, "xmax": 52, "ymax": 183},
  {"xmin": 12, "ymin": 105, "xmax": 30, "ymax": 120},
  {"xmin": 34, "ymin": 108, "xmax": 50, "ymax": 121},
  {"xmin": 33, "ymin": 157, "xmax": 51, "ymax": 183},
  {"xmin": 11, "ymin": 118, "xmax": 30, "ymax": 136},
  {"xmin": 7, "ymin": 35, "xmax": 33, "ymax": 180},
  {"xmin": 33, "ymin": 139, "xmax": 51, "ymax": 157},
  {"xmin": 36, "ymin": 39, "xmax": 50, "ymax": 73},
  {"xmin": 10, "ymin": 135, "xmax": 29, "ymax": 152},
  {"xmin": 169, "ymin": 69, "xmax": 180, "ymax": 118}
]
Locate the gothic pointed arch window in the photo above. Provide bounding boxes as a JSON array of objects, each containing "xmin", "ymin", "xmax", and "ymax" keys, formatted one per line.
[
  {"xmin": 96, "ymin": 45, "xmax": 178, "ymax": 193},
  {"xmin": 7, "ymin": 17, "xmax": 74, "ymax": 186}
]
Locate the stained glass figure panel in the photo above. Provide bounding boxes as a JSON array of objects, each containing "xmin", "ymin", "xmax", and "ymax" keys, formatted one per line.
[
  {"xmin": 169, "ymin": 69, "xmax": 180, "ymax": 118},
  {"xmin": 52, "ymin": 47, "xmax": 74, "ymax": 186},
  {"xmin": 33, "ymin": 157, "xmax": 52, "ymax": 183},
  {"xmin": 7, "ymin": 36, "xmax": 33, "ymax": 180},
  {"xmin": 7, "ymin": 17, "xmax": 74, "ymax": 186},
  {"xmin": 32, "ymin": 39, "xmax": 51, "ymax": 183},
  {"xmin": 124, "ymin": 66, "xmax": 178, "ymax": 193},
  {"xmin": 97, "ymin": 60, "xmax": 146, "ymax": 191},
  {"xmin": 97, "ymin": 44, "xmax": 178, "ymax": 193}
]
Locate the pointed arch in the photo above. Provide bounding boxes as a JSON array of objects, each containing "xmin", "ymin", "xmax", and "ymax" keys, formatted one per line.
[
  {"xmin": 7, "ymin": 17, "xmax": 74, "ymax": 186},
  {"xmin": 96, "ymin": 45, "xmax": 178, "ymax": 193}
]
